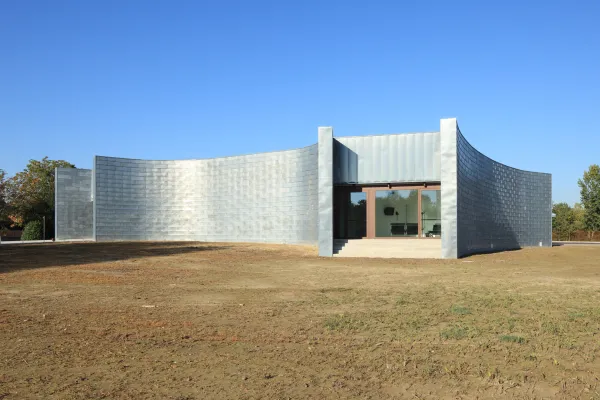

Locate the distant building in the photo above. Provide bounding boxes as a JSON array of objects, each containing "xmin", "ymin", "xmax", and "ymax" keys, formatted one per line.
[{"xmin": 55, "ymin": 118, "xmax": 552, "ymax": 258}]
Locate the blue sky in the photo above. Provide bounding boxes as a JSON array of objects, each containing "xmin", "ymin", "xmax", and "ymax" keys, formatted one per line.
[{"xmin": 1, "ymin": 0, "xmax": 598, "ymax": 205}]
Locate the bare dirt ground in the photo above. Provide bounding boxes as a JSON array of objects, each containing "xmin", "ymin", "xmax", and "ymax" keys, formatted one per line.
[{"xmin": 2, "ymin": 242, "xmax": 600, "ymax": 399}]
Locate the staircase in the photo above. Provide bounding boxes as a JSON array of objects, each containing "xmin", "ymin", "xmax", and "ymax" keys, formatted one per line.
[{"xmin": 333, "ymin": 239, "xmax": 441, "ymax": 258}]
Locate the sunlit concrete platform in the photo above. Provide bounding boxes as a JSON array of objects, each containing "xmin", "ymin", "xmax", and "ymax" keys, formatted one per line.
[{"xmin": 333, "ymin": 239, "xmax": 442, "ymax": 259}]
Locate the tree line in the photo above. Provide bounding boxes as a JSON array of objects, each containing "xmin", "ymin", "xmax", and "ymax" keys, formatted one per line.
[
  {"xmin": 553, "ymin": 165, "xmax": 600, "ymax": 241},
  {"xmin": 0, "ymin": 157, "xmax": 74, "ymax": 240}
]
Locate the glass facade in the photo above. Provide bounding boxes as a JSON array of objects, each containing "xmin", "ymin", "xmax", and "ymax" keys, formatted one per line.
[
  {"xmin": 334, "ymin": 186, "xmax": 441, "ymax": 240},
  {"xmin": 375, "ymin": 190, "xmax": 419, "ymax": 237},
  {"xmin": 421, "ymin": 190, "xmax": 441, "ymax": 237},
  {"xmin": 334, "ymin": 189, "xmax": 367, "ymax": 239},
  {"xmin": 347, "ymin": 192, "xmax": 367, "ymax": 238}
]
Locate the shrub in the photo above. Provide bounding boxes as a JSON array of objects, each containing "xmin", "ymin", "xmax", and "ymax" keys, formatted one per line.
[
  {"xmin": 500, "ymin": 335, "xmax": 526, "ymax": 344},
  {"xmin": 441, "ymin": 325, "xmax": 469, "ymax": 340},
  {"xmin": 21, "ymin": 220, "xmax": 43, "ymax": 241},
  {"xmin": 450, "ymin": 305, "xmax": 471, "ymax": 315},
  {"xmin": 324, "ymin": 314, "xmax": 364, "ymax": 331}
]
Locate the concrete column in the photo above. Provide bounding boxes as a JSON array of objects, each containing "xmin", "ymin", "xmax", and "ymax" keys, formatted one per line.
[
  {"xmin": 440, "ymin": 118, "xmax": 458, "ymax": 259},
  {"xmin": 318, "ymin": 126, "xmax": 334, "ymax": 256}
]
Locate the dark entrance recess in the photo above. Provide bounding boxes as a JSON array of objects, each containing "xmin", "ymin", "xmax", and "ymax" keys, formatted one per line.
[{"xmin": 333, "ymin": 186, "xmax": 367, "ymax": 239}]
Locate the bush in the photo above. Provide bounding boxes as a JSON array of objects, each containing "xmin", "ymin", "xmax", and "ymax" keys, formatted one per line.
[
  {"xmin": 21, "ymin": 220, "xmax": 43, "ymax": 241},
  {"xmin": 499, "ymin": 335, "xmax": 526, "ymax": 344}
]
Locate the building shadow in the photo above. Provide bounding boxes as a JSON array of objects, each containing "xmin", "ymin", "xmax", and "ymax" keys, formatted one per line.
[
  {"xmin": 333, "ymin": 139, "xmax": 359, "ymax": 184},
  {"xmin": 0, "ymin": 242, "xmax": 229, "ymax": 274}
]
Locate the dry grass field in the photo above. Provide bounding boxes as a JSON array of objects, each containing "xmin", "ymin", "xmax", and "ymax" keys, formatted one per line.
[{"xmin": 2, "ymin": 242, "xmax": 600, "ymax": 399}]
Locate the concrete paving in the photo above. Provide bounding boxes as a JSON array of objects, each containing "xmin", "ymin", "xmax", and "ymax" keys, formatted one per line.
[
  {"xmin": 333, "ymin": 239, "xmax": 442, "ymax": 258},
  {"xmin": 0, "ymin": 240, "xmax": 54, "ymax": 245}
]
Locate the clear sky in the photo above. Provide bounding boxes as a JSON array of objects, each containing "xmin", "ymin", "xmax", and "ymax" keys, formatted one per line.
[{"xmin": 1, "ymin": 0, "xmax": 598, "ymax": 205}]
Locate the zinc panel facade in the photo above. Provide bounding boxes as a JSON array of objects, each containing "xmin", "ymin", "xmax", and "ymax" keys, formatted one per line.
[
  {"xmin": 318, "ymin": 127, "xmax": 334, "ymax": 256},
  {"xmin": 333, "ymin": 131, "xmax": 441, "ymax": 184},
  {"xmin": 55, "ymin": 168, "xmax": 94, "ymax": 240},
  {"xmin": 440, "ymin": 119, "xmax": 458, "ymax": 259},
  {"xmin": 455, "ymin": 131, "xmax": 552, "ymax": 256},
  {"xmin": 93, "ymin": 145, "xmax": 319, "ymax": 243}
]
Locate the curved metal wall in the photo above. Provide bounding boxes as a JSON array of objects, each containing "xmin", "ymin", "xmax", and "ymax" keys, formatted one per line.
[
  {"xmin": 94, "ymin": 145, "xmax": 318, "ymax": 243},
  {"xmin": 455, "ymin": 131, "xmax": 552, "ymax": 257},
  {"xmin": 333, "ymin": 132, "xmax": 441, "ymax": 184}
]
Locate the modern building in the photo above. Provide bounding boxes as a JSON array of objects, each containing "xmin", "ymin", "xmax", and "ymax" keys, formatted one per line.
[{"xmin": 55, "ymin": 118, "xmax": 552, "ymax": 258}]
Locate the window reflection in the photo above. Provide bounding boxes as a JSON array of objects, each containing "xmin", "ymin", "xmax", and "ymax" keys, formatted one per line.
[
  {"xmin": 334, "ymin": 189, "xmax": 366, "ymax": 239},
  {"xmin": 421, "ymin": 190, "xmax": 441, "ymax": 237},
  {"xmin": 375, "ymin": 190, "xmax": 419, "ymax": 237},
  {"xmin": 347, "ymin": 192, "xmax": 367, "ymax": 238}
]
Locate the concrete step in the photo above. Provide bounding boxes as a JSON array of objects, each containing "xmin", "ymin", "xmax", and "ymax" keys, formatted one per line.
[{"xmin": 333, "ymin": 239, "xmax": 441, "ymax": 258}]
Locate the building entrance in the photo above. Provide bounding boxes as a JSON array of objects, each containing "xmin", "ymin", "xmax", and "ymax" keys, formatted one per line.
[
  {"xmin": 333, "ymin": 184, "xmax": 441, "ymax": 240},
  {"xmin": 333, "ymin": 187, "xmax": 367, "ymax": 239}
]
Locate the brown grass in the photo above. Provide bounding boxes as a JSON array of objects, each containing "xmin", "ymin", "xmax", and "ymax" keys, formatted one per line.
[{"xmin": 1, "ymin": 242, "xmax": 600, "ymax": 399}]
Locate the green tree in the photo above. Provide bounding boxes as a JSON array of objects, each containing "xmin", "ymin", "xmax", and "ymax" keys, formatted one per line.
[
  {"xmin": 21, "ymin": 220, "xmax": 43, "ymax": 241},
  {"xmin": 552, "ymin": 202, "xmax": 577, "ymax": 241},
  {"xmin": 573, "ymin": 203, "xmax": 585, "ymax": 231},
  {"xmin": 6, "ymin": 157, "xmax": 74, "ymax": 237},
  {"xmin": 578, "ymin": 164, "xmax": 600, "ymax": 240},
  {"xmin": 0, "ymin": 169, "xmax": 9, "ymax": 229}
]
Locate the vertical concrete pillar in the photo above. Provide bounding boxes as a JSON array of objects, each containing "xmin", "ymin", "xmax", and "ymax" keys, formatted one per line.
[
  {"xmin": 318, "ymin": 126, "xmax": 334, "ymax": 256},
  {"xmin": 440, "ymin": 118, "xmax": 458, "ymax": 259}
]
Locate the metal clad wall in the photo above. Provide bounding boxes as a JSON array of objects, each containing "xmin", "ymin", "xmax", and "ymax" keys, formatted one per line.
[
  {"xmin": 55, "ymin": 168, "xmax": 94, "ymax": 240},
  {"xmin": 440, "ymin": 119, "xmax": 459, "ymax": 259},
  {"xmin": 456, "ymin": 131, "xmax": 552, "ymax": 257},
  {"xmin": 318, "ymin": 127, "xmax": 334, "ymax": 256},
  {"xmin": 94, "ymin": 145, "xmax": 319, "ymax": 243},
  {"xmin": 333, "ymin": 131, "xmax": 441, "ymax": 184}
]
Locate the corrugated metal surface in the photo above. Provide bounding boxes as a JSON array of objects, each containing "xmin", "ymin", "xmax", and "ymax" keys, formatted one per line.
[{"xmin": 333, "ymin": 132, "xmax": 441, "ymax": 184}]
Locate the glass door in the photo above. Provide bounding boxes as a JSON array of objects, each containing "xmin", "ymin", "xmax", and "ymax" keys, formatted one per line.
[
  {"xmin": 335, "ymin": 185, "xmax": 441, "ymax": 240},
  {"xmin": 334, "ymin": 188, "xmax": 367, "ymax": 239},
  {"xmin": 360, "ymin": 185, "xmax": 441, "ymax": 239},
  {"xmin": 421, "ymin": 190, "xmax": 441, "ymax": 237},
  {"xmin": 375, "ymin": 190, "xmax": 419, "ymax": 237}
]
